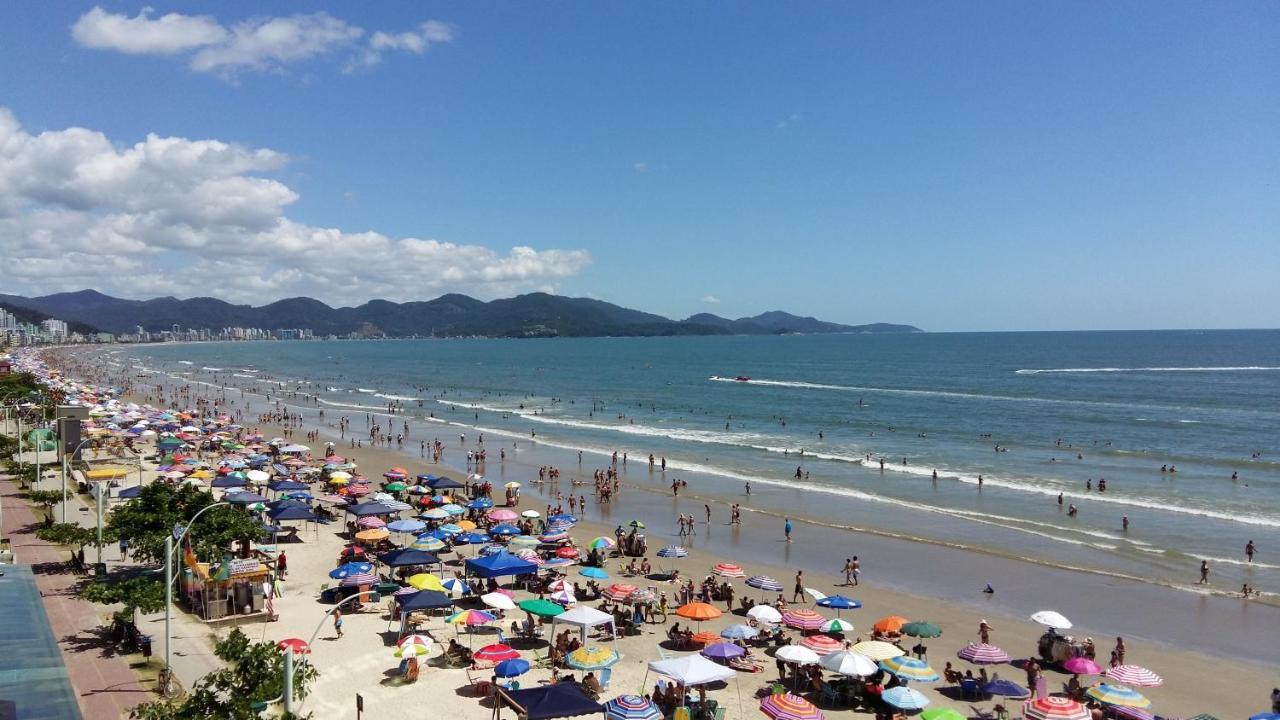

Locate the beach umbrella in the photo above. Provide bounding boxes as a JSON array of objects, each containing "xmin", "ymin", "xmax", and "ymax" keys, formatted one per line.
[
  {"xmin": 394, "ymin": 635, "xmax": 434, "ymax": 658},
  {"xmin": 440, "ymin": 578, "xmax": 471, "ymax": 597},
  {"xmin": 489, "ymin": 509, "xmax": 518, "ymax": 522},
  {"xmin": 747, "ymin": 605, "xmax": 783, "ymax": 625},
  {"xmin": 438, "ymin": 524, "xmax": 463, "ymax": 536},
  {"xmin": 920, "ymin": 709, "xmax": 966, "ymax": 720},
  {"xmin": 627, "ymin": 588, "xmax": 656, "ymax": 604},
  {"xmin": 1110, "ymin": 708, "xmax": 1155, "ymax": 720},
  {"xmin": 879, "ymin": 656, "xmax": 940, "ymax": 682},
  {"xmin": 555, "ymin": 547, "xmax": 580, "ymax": 559},
  {"xmin": 588, "ymin": 536, "xmax": 617, "ymax": 550},
  {"xmin": 760, "ymin": 692, "xmax": 824, "ymax": 720},
  {"xmin": 656, "ymin": 545, "xmax": 688, "ymax": 558},
  {"xmin": 1063, "ymin": 656, "xmax": 1102, "ymax": 675},
  {"xmin": 901, "ymin": 621, "xmax": 942, "ymax": 638},
  {"xmin": 539, "ymin": 531, "xmax": 570, "ymax": 543},
  {"xmin": 799, "ymin": 634, "xmax": 843, "ymax": 656},
  {"xmin": 566, "ymin": 646, "xmax": 620, "ymax": 670},
  {"xmin": 447, "ymin": 609, "xmax": 497, "ymax": 626},
  {"xmin": 489, "ymin": 523, "xmax": 521, "ymax": 537},
  {"xmin": 713, "ymin": 563, "xmax": 745, "ymax": 577},
  {"xmin": 850, "ymin": 641, "xmax": 905, "ymax": 661},
  {"xmin": 518, "ymin": 598, "xmax": 564, "ymax": 618},
  {"xmin": 520, "ymin": 509, "xmax": 540, "ymax": 518},
  {"xmin": 820, "ymin": 650, "xmax": 878, "ymax": 677},
  {"xmin": 985, "ymin": 678, "xmax": 1030, "ymax": 698},
  {"xmin": 1030, "ymin": 610, "xmax": 1073, "ymax": 630},
  {"xmin": 474, "ymin": 644, "xmax": 521, "ymax": 663},
  {"xmin": 1104, "ymin": 665, "xmax": 1163, "ymax": 687},
  {"xmin": 746, "ymin": 575, "xmax": 783, "ymax": 592},
  {"xmin": 882, "ymin": 686, "xmax": 929, "ymax": 711},
  {"xmin": 1022, "ymin": 697, "xmax": 1090, "ymax": 720},
  {"xmin": 782, "ymin": 608, "xmax": 825, "ymax": 631},
  {"xmin": 355, "ymin": 528, "xmax": 389, "ymax": 543},
  {"xmin": 721, "ymin": 624, "xmax": 759, "ymax": 640},
  {"xmin": 494, "ymin": 659, "xmax": 530, "ymax": 678},
  {"xmin": 628, "ymin": 520, "xmax": 644, "ymax": 528},
  {"xmin": 815, "ymin": 595, "xmax": 861, "ymax": 612},
  {"xmin": 338, "ymin": 570, "xmax": 378, "ymax": 586},
  {"xmin": 407, "ymin": 573, "xmax": 446, "ymax": 591},
  {"xmin": 467, "ymin": 498, "xmax": 494, "ymax": 510},
  {"xmin": 276, "ymin": 638, "xmax": 310, "ymax": 655},
  {"xmin": 482, "ymin": 592, "xmax": 518, "ymax": 611},
  {"xmin": 676, "ymin": 602, "xmax": 723, "ymax": 623},
  {"xmin": 691, "ymin": 631, "xmax": 720, "ymax": 646},
  {"xmin": 819, "ymin": 618, "xmax": 854, "ymax": 634},
  {"xmin": 957, "ymin": 642, "xmax": 1011, "ymax": 664},
  {"xmin": 455, "ymin": 532, "xmax": 491, "ymax": 545},
  {"xmin": 356, "ymin": 516, "xmax": 386, "ymax": 529},
  {"xmin": 329, "ymin": 562, "xmax": 375, "ymax": 579},
  {"xmin": 421, "ymin": 507, "xmax": 450, "ymax": 520},
  {"xmin": 579, "ymin": 567, "xmax": 608, "ymax": 579},
  {"xmin": 387, "ymin": 518, "xmax": 426, "ymax": 534},
  {"xmin": 1085, "ymin": 683, "xmax": 1151, "ymax": 709},
  {"xmin": 871, "ymin": 615, "xmax": 908, "ymax": 634},
  {"xmin": 508, "ymin": 536, "xmax": 540, "ymax": 550},
  {"xmin": 411, "ymin": 535, "xmax": 446, "ymax": 552},
  {"xmin": 603, "ymin": 583, "xmax": 638, "ymax": 602},
  {"xmin": 604, "ymin": 695, "xmax": 662, "ymax": 720},
  {"xmin": 384, "ymin": 481, "xmax": 408, "ymax": 493},
  {"xmin": 776, "ymin": 645, "xmax": 820, "ymax": 666},
  {"xmin": 701, "ymin": 642, "xmax": 746, "ymax": 660}
]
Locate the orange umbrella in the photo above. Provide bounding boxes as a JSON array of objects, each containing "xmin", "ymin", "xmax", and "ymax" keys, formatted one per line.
[
  {"xmin": 675, "ymin": 602, "xmax": 723, "ymax": 622},
  {"xmin": 873, "ymin": 615, "xmax": 909, "ymax": 634},
  {"xmin": 691, "ymin": 631, "xmax": 720, "ymax": 645},
  {"xmin": 456, "ymin": 519, "xmax": 478, "ymax": 531},
  {"xmin": 355, "ymin": 528, "xmax": 390, "ymax": 543}
]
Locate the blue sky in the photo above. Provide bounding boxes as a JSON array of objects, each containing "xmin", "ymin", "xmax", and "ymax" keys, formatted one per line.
[{"xmin": 0, "ymin": 2, "xmax": 1276, "ymax": 331}]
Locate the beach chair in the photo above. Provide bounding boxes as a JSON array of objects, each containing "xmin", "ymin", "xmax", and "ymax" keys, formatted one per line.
[
  {"xmin": 960, "ymin": 678, "xmax": 980, "ymax": 700},
  {"xmin": 599, "ymin": 668, "xmax": 611, "ymax": 690},
  {"xmin": 673, "ymin": 707, "xmax": 691, "ymax": 720},
  {"xmin": 820, "ymin": 683, "xmax": 839, "ymax": 708}
]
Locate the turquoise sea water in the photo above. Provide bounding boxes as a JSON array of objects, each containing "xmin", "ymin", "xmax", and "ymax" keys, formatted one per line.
[{"xmin": 107, "ymin": 330, "xmax": 1280, "ymax": 599}]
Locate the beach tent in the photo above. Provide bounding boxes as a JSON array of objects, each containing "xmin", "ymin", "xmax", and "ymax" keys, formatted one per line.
[
  {"xmin": 378, "ymin": 548, "xmax": 441, "ymax": 568},
  {"xmin": 268, "ymin": 504, "xmax": 319, "ymax": 522},
  {"xmin": 268, "ymin": 479, "xmax": 309, "ymax": 492},
  {"xmin": 646, "ymin": 654, "xmax": 737, "ymax": 686},
  {"xmin": 344, "ymin": 502, "xmax": 398, "ymax": 517},
  {"xmin": 552, "ymin": 606, "xmax": 615, "ymax": 645},
  {"xmin": 427, "ymin": 476, "xmax": 466, "ymax": 491},
  {"xmin": 494, "ymin": 683, "xmax": 605, "ymax": 720},
  {"xmin": 465, "ymin": 550, "xmax": 538, "ymax": 579},
  {"xmin": 396, "ymin": 590, "xmax": 454, "ymax": 613}
]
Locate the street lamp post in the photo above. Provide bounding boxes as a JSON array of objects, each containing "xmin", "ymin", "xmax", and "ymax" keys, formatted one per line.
[
  {"xmin": 63, "ymin": 437, "xmax": 93, "ymax": 527},
  {"xmin": 163, "ymin": 501, "xmax": 230, "ymax": 686}
]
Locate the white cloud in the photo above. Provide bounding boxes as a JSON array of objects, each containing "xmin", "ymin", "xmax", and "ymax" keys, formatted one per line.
[
  {"xmin": 776, "ymin": 112, "xmax": 803, "ymax": 130},
  {"xmin": 632, "ymin": 161, "xmax": 648, "ymax": 172},
  {"xmin": 70, "ymin": 7, "xmax": 451, "ymax": 79},
  {"xmin": 71, "ymin": 7, "xmax": 227, "ymax": 54},
  {"xmin": 0, "ymin": 108, "xmax": 590, "ymax": 305},
  {"xmin": 701, "ymin": 295, "xmax": 721, "ymax": 304}
]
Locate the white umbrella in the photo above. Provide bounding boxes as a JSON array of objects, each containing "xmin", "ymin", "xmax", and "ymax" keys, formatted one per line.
[
  {"xmin": 646, "ymin": 655, "xmax": 737, "ymax": 685},
  {"xmin": 775, "ymin": 645, "xmax": 820, "ymax": 666},
  {"xmin": 804, "ymin": 588, "xmax": 827, "ymax": 602},
  {"xmin": 246, "ymin": 469, "xmax": 270, "ymax": 483},
  {"xmin": 1030, "ymin": 610, "xmax": 1072, "ymax": 630},
  {"xmin": 481, "ymin": 592, "xmax": 517, "ymax": 611},
  {"xmin": 747, "ymin": 605, "xmax": 783, "ymax": 624},
  {"xmin": 821, "ymin": 650, "xmax": 878, "ymax": 677}
]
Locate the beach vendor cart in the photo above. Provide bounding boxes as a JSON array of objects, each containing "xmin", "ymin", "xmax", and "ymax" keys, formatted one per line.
[{"xmin": 180, "ymin": 554, "xmax": 272, "ymax": 622}]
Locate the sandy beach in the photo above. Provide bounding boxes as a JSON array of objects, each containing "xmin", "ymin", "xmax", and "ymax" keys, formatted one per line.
[{"xmin": 42, "ymin": 348, "xmax": 1268, "ymax": 720}]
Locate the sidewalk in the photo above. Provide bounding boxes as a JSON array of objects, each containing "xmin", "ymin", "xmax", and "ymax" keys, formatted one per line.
[{"xmin": 0, "ymin": 472, "xmax": 147, "ymax": 720}]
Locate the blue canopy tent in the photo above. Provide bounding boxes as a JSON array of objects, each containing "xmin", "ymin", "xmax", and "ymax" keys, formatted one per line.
[
  {"xmin": 465, "ymin": 550, "xmax": 537, "ymax": 580},
  {"xmin": 224, "ymin": 491, "xmax": 268, "ymax": 504},
  {"xmin": 377, "ymin": 548, "xmax": 441, "ymax": 567},
  {"xmin": 269, "ymin": 504, "xmax": 319, "ymax": 522},
  {"xmin": 396, "ymin": 589, "xmax": 454, "ymax": 612},
  {"xmin": 118, "ymin": 486, "xmax": 142, "ymax": 499},
  {"xmin": 427, "ymin": 476, "xmax": 466, "ymax": 491},
  {"xmin": 210, "ymin": 475, "xmax": 247, "ymax": 489},
  {"xmin": 268, "ymin": 479, "xmax": 309, "ymax": 492},
  {"xmin": 495, "ymin": 683, "xmax": 605, "ymax": 720},
  {"xmin": 344, "ymin": 502, "xmax": 398, "ymax": 517}
]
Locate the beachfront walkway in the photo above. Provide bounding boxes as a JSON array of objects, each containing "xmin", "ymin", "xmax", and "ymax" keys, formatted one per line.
[{"xmin": 0, "ymin": 472, "xmax": 148, "ymax": 720}]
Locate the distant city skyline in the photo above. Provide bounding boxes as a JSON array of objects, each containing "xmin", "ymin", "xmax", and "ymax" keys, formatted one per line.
[{"xmin": 0, "ymin": 3, "xmax": 1277, "ymax": 331}]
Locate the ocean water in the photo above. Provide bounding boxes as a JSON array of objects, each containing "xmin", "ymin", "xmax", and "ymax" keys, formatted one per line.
[{"xmin": 109, "ymin": 330, "xmax": 1280, "ymax": 598}]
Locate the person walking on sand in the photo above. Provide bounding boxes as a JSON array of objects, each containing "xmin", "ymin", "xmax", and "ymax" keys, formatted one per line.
[
  {"xmin": 843, "ymin": 558, "xmax": 853, "ymax": 586},
  {"xmin": 978, "ymin": 619, "xmax": 993, "ymax": 644},
  {"xmin": 1198, "ymin": 560, "xmax": 1210, "ymax": 584},
  {"xmin": 792, "ymin": 571, "xmax": 804, "ymax": 602},
  {"xmin": 850, "ymin": 556, "xmax": 860, "ymax": 586},
  {"xmin": 784, "ymin": 517, "xmax": 793, "ymax": 542},
  {"xmin": 333, "ymin": 608, "xmax": 344, "ymax": 638},
  {"xmin": 276, "ymin": 550, "xmax": 287, "ymax": 580}
]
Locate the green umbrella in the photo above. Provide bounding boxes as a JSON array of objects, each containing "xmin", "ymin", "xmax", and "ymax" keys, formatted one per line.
[
  {"xmin": 902, "ymin": 621, "xmax": 943, "ymax": 638},
  {"xmin": 629, "ymin": 520, "xmax": 645, "ymax": 528},
  {"xmin": 385, "ymin": 482, "xmax": 407, "ymax": 492},
  {"xmin": 518, "ymin": 599, "xmax": 565, "ymax": 617},
  {"xmin": 920, "ymin": 709, "xmax": 965, "ymax": 720}
]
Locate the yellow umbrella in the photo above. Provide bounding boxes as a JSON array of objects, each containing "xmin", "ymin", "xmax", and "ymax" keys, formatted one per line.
[
  {"xmin": 329, "ymin": 476, "xmax": 350, "ymax": 486},
  {"xmin": 190, "ymin": 469, "xmax": 214, "ymax": 479},
  {"xmin": 407, "ymin": 573, "xmax": 446, "ymax": 592},
  {"xmin": 456, "ymin": 519, "xmax": 477, "ymax": 531},
  {"xmin": 851, "ymin": 641, "xmax": 905, "ymax": 661},
  {"xmin": 504, "ymin": 482, "xmax": 521, "ymax": 489}
]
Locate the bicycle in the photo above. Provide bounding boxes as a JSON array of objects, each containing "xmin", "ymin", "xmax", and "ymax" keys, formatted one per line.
[{"xmin": 157, "ymin": 667, "xmax": 180, "ymax": 699}]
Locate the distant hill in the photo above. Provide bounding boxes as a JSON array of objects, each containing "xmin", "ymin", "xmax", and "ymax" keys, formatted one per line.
[
  {"xmin": 0, "ymin": 300, "xmax": 99, "ymax": 335},
  {"xmin": 0, "ymin": 289, "xmax": 921, "ymax": 338}
]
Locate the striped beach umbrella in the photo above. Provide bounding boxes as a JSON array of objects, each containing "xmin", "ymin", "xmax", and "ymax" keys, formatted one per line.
[
  {"xmin": 440, "ymin": 578, "xmax": 471, "ymax": 596},
  {"xmin": 850, "ymin": 640, "xmax": 904, "ymax": 661},
  {"xmin": 539, "ymin": 531, "xmax": 570, "ymax": 543},
  {"xmin": 394, "ymin": 635, "xmax": 433, "ymax": 657},
  {"xmin": 447, "ymin": 609, "xmax": 497, "ymax": 626},
  {"xmin": 603, "ymin": 583, "xmax": 638, "ymax": 602},
  {"xmin": 420, "ymin": 507, "xmax": 449, "ymax": 520},
  {"xmin": 508, "ymin": 535, "xmax": 540, "ymax": 550},
  {"xmin": 411, "ymin": 535, "xmax": 446, "ymax": 551},
  {"xmin": 588, "ymin": 536, "xmax": 616, "ymax": 550},
  {"xmin": 628, "ymin": 588, "xmax": 656, "ymax": 604},
  {"xmin": 879, "ymin": 656, "xmax": 940, "ymax": 682},
  {"xmin": 1022, "ymin": 696, "xmax": 1090, "ymax": 720},
  {"xmin": 474, "ymin": 644, "xmax": 521, "ymax": 662},
  {"xmin": 656, "ymin": 545, "xmax": 688, "ymax": 558},
  {"xmin": 713, "ymin": 563, "xmax": 745, "ymax": 577},
  {"xmin": 882, "ymin": 686, "xmax": 929, "ymax": 711},
  {"xmin": 782, "ymin": 608, "xmax": 826, "ymax": 631},
  {"xmin": 604, "ymin": 695, "xmax": 662, "ymax": 720},
  {"xmin": 1104, "ymin": 665, "xmax": 1163, "ymax": 688},
  {"xmin": 438, "ymin": 523, "xmax": 462, "ymax": 535},
  {"xmin": 760, "ymin": 692, "xmax": 824, "ymax": 720},
  {"xmin": 514, "ymin": 549, "xmax": 546, "ymax": 566},
  {"xmin": 799, "ymin": 634, "xmax": 843, "ymax": 656},
  {"xmin": 957, "ymin": 642, "xmax": 1011, "ymax": 664},
  {"xmin": 567, "ymin": 645, "xmax": 620, "ymax": 670},
  {"xmin": 1085, "ymin": 683, "xmax": 1151, "ymax": 709},
  {"xmin": 338, "ymin": 571, "xmax": 377, "ymax": 586},
  {"xmin": 356, "ymin": 516, "xmax": 386, "ymax": 529},
  {"xmin": 746, "ymin": 575, "xmax": 783, "ymax": 592},
  {"xmin": 721, "ymin": 624, "xmax": 759, "ymax": 640}
]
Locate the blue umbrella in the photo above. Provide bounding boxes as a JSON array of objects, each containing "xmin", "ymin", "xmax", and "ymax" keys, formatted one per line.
[
  {"xmin": 468, "ymin": 498, "xmax": 494, "ymax": 509},
  {"xmin": 579, "ymin": 567, "xmax": 608, "ymax": 579},
  {"xmin": 438, "ymin": 524, "xmax": 463, "ymax": 535},
  {"xmin": 454, "ymin": 532, "xmax": 490, "ymax": 544},
  {"xmin": 388, "ymin": 519, "xmax": 427, "ymax": 534},
  {"xmin": 548, "ymin": 514, "xmax": 578, "ymax": 524},
  {"xmin": 211, "ymin": 476, "xmax": 247, "ymax": 489},
  {"xmin": 984, "ymin": 678, "xmax": 1029, "ymax": 698},
  {"xmin": 656, "ymin": 546, "xmax": 688, "ymax": 558},
  {"xmin": 882, "ymin": 686, "xmax": 929, "ymax": 710},
  {"xmin": 489, "ymin": 524, "xmax": 521, "ymax": 536},
  {"xmin": 225, "ymin": 491, "xmax": 268, "ymax": 504},
  {"xmin": 720, "ymin": 624, "xmax": 759, "ymax": 640},
  {"xmin": 494, "ymin": 659, "xmax": 530, "ymax": 678},
  {"xmin": 817, "ymin": 595, "xmax": 862, "ymax": 610},
  {"xmin": 329, "ymin": 562, "xmax": 374, "ymax": 579},
  {"xmin": 745, "ymin": 575, "xmax": 783, "ymax": 592}
]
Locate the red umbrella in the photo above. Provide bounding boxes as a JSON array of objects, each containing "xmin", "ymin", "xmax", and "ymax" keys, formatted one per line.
[
  {"xmin": 277, "ymin": 638, "xmax": 310, "ymax": 655},
  {"xmin": 556, "ymin": 547, "xmax": 580, "ymax": 559},
  {"xmin": 474, "ymin": 644, "xmax": 521, "ymax": 662}
]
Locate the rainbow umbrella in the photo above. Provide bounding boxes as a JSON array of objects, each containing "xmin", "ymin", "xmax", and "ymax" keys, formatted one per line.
[
  {"xmin": 957, "ymin": 642, "xmax": 1011, "ymax": 664},
  {"xmin": 566, "ymin": 646, "xmax": 620, "ymax": 670},
  {"xmin": 604, "ymin": 695, "xmax": 662, "ymax": 720},
  {"xmin": 760, "ymin": 692, "xmax": 825, "ymax": 720},
  {"xmin": 1085, "ymin": 683, "xmax": 1151, "ymax": 709},
  {"xmin": 588, "ymin": 536, "xmax": 617, "ymax": 550},
  {"xmin": 1022, "ymin": 696, "xmax": 1090, "ymax": 720},
  {"xmin": 447, "ymin": 609, "xmax": 497, "ymax": 626},
  {"xmin": 879, "ymin": 656, "xmax": 940, "ymax": 682},
  {"xmin": 1104, "ymin": 665, "xmax": 1163, "ymax": 688}
]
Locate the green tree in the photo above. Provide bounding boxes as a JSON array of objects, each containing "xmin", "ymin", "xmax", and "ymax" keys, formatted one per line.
[
  {"xmin": 27, "ymin": 488, "xmax": 69, "ymax": 514},
  {"xmin": 106, "ymin": 482, "xmax": 262, "ymax": 565},
  {"xmin": 80, "ymin": 574, "xmax": 166, "ymax": 617},
  {"xmin": 131, "ymin": 628, "xmax": 318, "ymax": 720},
  {"xmin": 36, "ymin": 521, "xmax": 113, "ymax": 550}
]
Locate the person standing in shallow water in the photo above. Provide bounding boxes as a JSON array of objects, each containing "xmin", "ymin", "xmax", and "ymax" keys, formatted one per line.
[{"xmin": 1198, "ymin": 560, "xmax": 1210, "ymax": 584}]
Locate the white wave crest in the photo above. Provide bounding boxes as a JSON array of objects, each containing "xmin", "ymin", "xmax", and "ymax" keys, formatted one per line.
[{"xmin": 1017, "ymin": 366, "xmax": 1280, "ymax": 374}]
